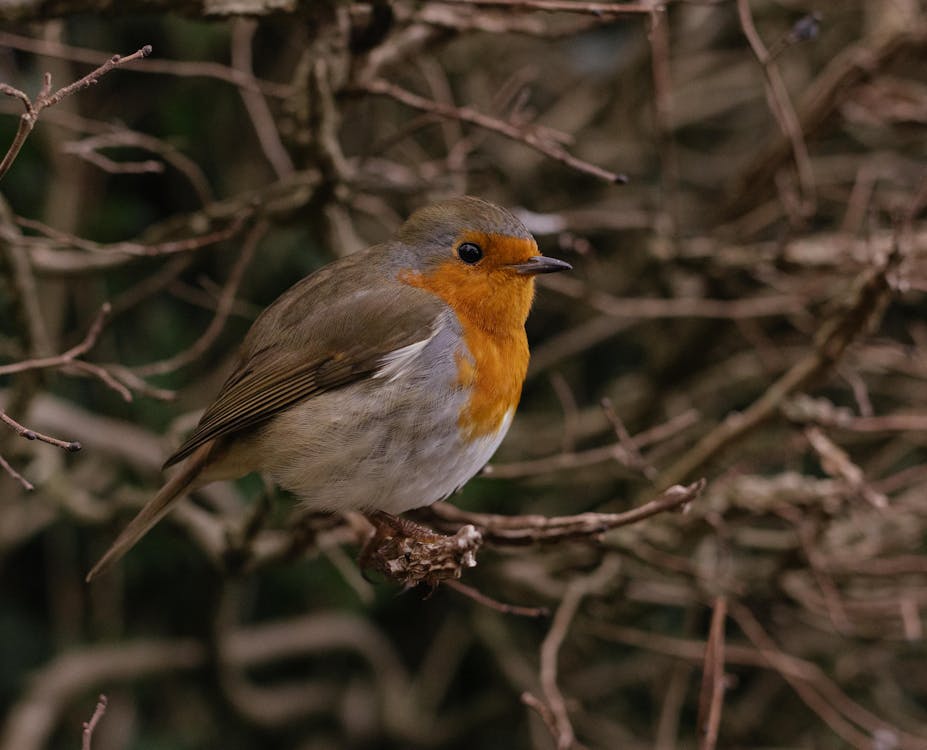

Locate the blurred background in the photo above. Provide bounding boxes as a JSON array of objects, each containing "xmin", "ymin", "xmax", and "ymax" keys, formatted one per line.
[{"xmin": 1, "ymin": 1, "xmax": 926, "ymax": 748}]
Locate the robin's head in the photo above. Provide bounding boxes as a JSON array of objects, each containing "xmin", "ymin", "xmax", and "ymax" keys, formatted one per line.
[{"xmin": 396, "ymin": 196, "xmax": 570, "ymax": 332}]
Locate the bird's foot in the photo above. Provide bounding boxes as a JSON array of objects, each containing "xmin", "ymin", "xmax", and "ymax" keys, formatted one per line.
[{"xmin": 359, "ymin": 510, "xmax": 483, "ymax": 589}]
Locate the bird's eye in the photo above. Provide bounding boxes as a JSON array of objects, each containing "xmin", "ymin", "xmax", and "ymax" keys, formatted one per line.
[{"xmin": 457, "ymin": 242, "xmax": 483, "ymax": 264}]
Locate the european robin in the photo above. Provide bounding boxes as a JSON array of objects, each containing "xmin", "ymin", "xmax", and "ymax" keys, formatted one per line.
[{"xmin": 87, "ymin": 196, "xmax": 570, "ymax": 580}]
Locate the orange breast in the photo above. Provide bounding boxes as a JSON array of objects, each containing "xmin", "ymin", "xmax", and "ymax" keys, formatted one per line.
[
  {"xmin": 400, "ymin": 231, "xmax": 536, "ymax": 438},
  {"xmin": 452, "ymin": 323, "xmax": 528, "ymax": 438}
]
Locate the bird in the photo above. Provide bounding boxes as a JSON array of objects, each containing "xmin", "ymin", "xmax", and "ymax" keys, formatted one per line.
[{"xmin": 86, "ymin": 196, "xmax": 570, "ymax": 581}]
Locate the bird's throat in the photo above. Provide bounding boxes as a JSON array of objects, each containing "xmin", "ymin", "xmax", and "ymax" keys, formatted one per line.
[{"xmin": 399, "ymin": 264, "xmax": 532, "ymax": 438}]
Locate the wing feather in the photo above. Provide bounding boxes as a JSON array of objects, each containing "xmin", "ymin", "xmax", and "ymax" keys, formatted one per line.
[{"xmin": 164, "ymin": 251, "xmax": 446, "ymax": 468}]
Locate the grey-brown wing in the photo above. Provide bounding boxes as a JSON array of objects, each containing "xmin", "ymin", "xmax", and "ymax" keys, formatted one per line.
[{"xmin": 163, "ymin": 263, "xmax": 444, "ymax": 469}]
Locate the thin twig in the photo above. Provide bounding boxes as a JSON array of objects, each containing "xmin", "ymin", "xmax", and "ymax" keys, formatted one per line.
[
  {"xmin": 81, "ymin": 694, "xmax": 108, "ymax": 750},
  {"xmin": 231, "ymin": 19, "xmax": 294, "ymax": 179},
  {"xmin": 0, "ymin": 452, "xmax": 34, "ymax": 491},
  {"xmin": 736, "ymin": 0, "xmax": 815, "ymax": 216},
  {"xmin": 728, "ymin": 602, "xmax": 904, "ymax": 750},
  {"xmin": 424, "ymin": 480, "xmax": 705, "ymax": 545},
  {"xmin": 648, "ymin": 4, "xmax": 679, "ymax": 227},
  {"xmin": 0, "ymin": 45, "xmax": 152, "ymax": 181},
  {"xmin": 782, "ymin": 507, "xmax": 852, "ymax": 634},
  {"xmin": 445, "ymin": 579, "xmax": 550, "ymax": 618},
  {"xmin": 697, "ymin": 597, "xmax": 727, "ymax": 750},
  {"xmin": 63, "ymin": 141, "xmax": 162, "ymax": 174},
  {"xmin": 657, "ymin": 241, "xmax": 902, "ymax": 489},
  {"xmin": 0, "ymin": 303, "xmax": 132, "ymax": 401},
  {"xmin": 437, "ymin": 0, "xmax": 654, "ymax": 14},
  {"xmin": 14, "ymin": 213, "xmax": 248, "ymax": 257},
  {"xmin": 525, "ymin": 555, "xmax": 621, "ymax": 749},
  {"xmin": 804, "ymin": 426, "xmax": 887, "ymax": 509},
  {"xmin": 0, "ymin": 303, "xmax": 110, "ymax": 377},
  {"xmin": 484, "ymin": 441, "xmax": 639, "ymax": 480},
  {"xmin": 541, "ymin": 274, "xmax": 803, "ymax": 319},
  {"xmin": 0, "ymin": 31, "xmax": 291, "ymax": 98},
  {"xmin": 588, "ymin": 619, "xmax": 927, "ymax": 749},
  {"xmin": 0, "ymin": 410, "xmax": 81, "ymax": 452},
  {"xmin": 484, "ymin": 409, "xmax": 699, "ymax": 480},
  {"xmin": 132, "ymin": 219, "xmax": 266, "ymax": 377},
  {"xmin": 601, "ymin": 396, "xmax": 657, "ymax": 480},
  {"xmin": 522, "ymin": 691, "xmax": 562, "ymax": 740},
  {"xmin": 60, "ymin": 128, "xmax": 214, "ymax": 204},
  {"xmin": 358, "ymin": 78, "xmax": 627, "ymax": 184}
]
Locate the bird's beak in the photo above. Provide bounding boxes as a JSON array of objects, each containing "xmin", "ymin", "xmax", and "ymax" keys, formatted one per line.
[{"xmin": 509, "ymin": 256, "xmax": 572, "ymax": 275}]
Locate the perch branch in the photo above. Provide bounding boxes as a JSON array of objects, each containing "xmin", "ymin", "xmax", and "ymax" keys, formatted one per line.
[{"xmin": 423, "ymin": 480, "xmax": 705, "ymax": 545}]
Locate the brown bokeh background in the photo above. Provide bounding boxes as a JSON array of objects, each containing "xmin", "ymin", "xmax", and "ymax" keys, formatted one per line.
[{"xmin": 1, "ymin": 2, "xmax": 926, "ymax": 748}]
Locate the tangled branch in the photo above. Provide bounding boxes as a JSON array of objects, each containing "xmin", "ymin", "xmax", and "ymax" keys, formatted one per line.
[{"xmin": 0, "ymin": 44, "xmax": 151, "ymax": 181}]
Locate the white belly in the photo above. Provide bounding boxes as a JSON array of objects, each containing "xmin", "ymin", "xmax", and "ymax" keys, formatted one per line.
[{"xmin": 247, "ymin": 385, "xmax": 512, "ymax": 514}]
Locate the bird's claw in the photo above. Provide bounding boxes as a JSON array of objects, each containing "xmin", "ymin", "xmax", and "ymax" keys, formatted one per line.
[{"xmin": 359, "ymin": 511, "xmax": 483, "ymax": 588}]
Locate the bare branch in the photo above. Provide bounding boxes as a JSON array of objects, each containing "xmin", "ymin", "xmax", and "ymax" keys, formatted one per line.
[
  {"xmin": 0, "ymin": 303, "xmax": 137, "ymax": 401},
  {"xmin": 230, "ymin": 19, "xmax": 294, "ymax": 178},
  {"xmin": 0, "ymin": 31, "xmax": 292, "ymax": 98},
  {"xmin": 131, "ymin": 219, "xmax": 266, "ymax": 377},
  {"xmin": 445, "ymin": 579, "xmax": 550, "ymax": 617},
  {"xmin": 0, "ymin": 45, "xmax": 152, "ymax": 181},
  {"xmin": 657, "ymin": 242, "xmax": 902, "ymax": 489},
  {"xmin": 0, "ymin": 303, "xmax": 110, "ymax": 378},
  {"xmin": 697, "ymin": 597, "xmax": 727, "ymax": 750},
  {"xmin": 80, "ymin": 695, "xmax": 107, "ymax": 750},
  {"xmin": 358, "ymin": 78, "xmax": 627, "ymax": 184},
  {"xmin": 0, "ymin": 452, "xmax": 34, "ymax": 491},
  {"xmin": 423, "ymin": 480, "xmax": 705, "ymax": 545},
  {"xmin": 524, "ymin": 556, "xmax": 621, "ymax": 749},
  {"xmin": 14, "ymin": 213, "xmax": 248, "ymax": 258},
  {"xmin": 0, "ymin": 410, "xmax": 81, "ymax": 452},
  {"xmin": 436, "ymin": 0, "xmax": 653, "ymax": 14}
]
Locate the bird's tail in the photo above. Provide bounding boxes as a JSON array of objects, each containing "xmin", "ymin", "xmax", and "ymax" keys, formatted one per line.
[{"xmin": 86, "ymin": 443, "xmax": 213, "ymax": 582}]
